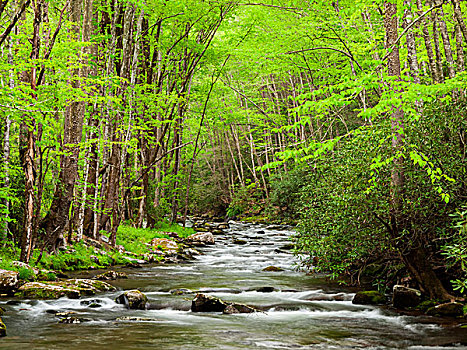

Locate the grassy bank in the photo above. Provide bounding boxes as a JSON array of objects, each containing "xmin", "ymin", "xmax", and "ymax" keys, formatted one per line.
[{"xmin": 0, "ymin": 222, "xmax": 195, "ymax": 278}]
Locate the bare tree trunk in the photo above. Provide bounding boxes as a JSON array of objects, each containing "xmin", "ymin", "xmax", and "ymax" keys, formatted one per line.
[
  {"xmin": 385, "ymin": 0, "xmax": 452, "ymax": 300},
  {"xmin": 41, "ymin": 0, "xmax": 86, "ymax": 250},
  {"xmin": 431, "ymin": 4, "xmax": 445, "ymax": 82},
  {"xmin": 417, "ymin": 0, "xmax": 441, "ymax": 83},
  {"xmin": 403, "ymin": 0, "xmax": 421, "ymax": 83},
  {"xmin": 20, "ymin": 0, "xmax": 41, "ymax": 262},
  {"xmin": 438, "ymin": 6, "xmax": 456, "ymax": 78},
  {"xmin": 452, "ymin": 0, "xmax": 467, "ymax": 42}
]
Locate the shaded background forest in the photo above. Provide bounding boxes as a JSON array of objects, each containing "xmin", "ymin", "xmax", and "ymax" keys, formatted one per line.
[{"xmin": 0, "ymin": 0, "xmax": 466, "ymax": 297}]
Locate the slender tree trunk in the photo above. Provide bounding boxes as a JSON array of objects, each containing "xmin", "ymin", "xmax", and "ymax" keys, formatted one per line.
[
  {"xmin": 438, "ymin": 6, "xmax": 456, "ymax": 78},
  {"xmin": 417, "ymin": 0, "xmax": 441, "ymax": 83},
  {"xmin": 385, "ymin": 0, "xmax": 452, "ymax": 300},
  {"xmin": 20, "ymin": 0, "xmax": 41, "ymax": 262}
]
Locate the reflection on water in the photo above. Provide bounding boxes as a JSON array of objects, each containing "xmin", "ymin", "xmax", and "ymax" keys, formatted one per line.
[{"xmin": 2, "ymin": 221, "xmax": 467, "ymax": 349}]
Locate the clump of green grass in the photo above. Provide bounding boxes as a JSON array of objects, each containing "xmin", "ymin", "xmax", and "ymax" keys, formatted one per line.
[{"xmin": 117, "ymin": 221, "xmax": 195, "ymax": 253}]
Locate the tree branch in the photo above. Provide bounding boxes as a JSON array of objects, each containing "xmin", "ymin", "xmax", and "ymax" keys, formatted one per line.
[{"xmin": 284, "ymin": 47, "xmax": 364, "ymax": 71}]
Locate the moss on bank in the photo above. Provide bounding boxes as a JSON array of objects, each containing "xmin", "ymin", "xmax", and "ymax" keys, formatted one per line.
[{"xmin": 0, "ymin": 221, "xmax": 195, "ymax": 275}]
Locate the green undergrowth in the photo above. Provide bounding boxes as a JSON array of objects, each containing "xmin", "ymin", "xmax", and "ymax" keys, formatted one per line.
[
  {"xmin": 116, "ymin": 221, "xmax": 195, "ymax": 254},
  {"xmin": 0, "ymin": 221, "xmax": 195, "ymax": 274}
]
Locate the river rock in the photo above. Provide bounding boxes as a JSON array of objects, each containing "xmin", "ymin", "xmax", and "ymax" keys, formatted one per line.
[
  {"xmin": 256, "ymin": 287, "xmax": 276, "ymax": 293},
  {"xmin": 16, "ymin": 279, "xmax": 115, "ymax": 299},
  {"xmin": 115, "ymin": 290, "xmax": 149, "ymax": 310},
  {"xmin": 80, "ymin": 299, "xmax": 103, "ymax": 308},
  {"xmin": 191, "ymin": 293, "xmax": 258, "ymax": 314},
  {"xmin": 58, "ymin": 316, "xmax": 89, "ymax": 324},
  {"xmin": 0, "ymin": 269, "xmax": 20, "ymax": 295},
  {"xmin": 186, "ymin": 232, "xmax": 215, "ymax": 246},
  {"xmin": 352, "ymin": 291, "xmax": 386, "ymax": 305},
  {"xmin": 217, "ymin": 223, "xmax": 230, "ymax": 230},
  {"xmin": 426, "ymin": 302, "xmax": 464, "ymax": 317},
  {"xmin": 191, "ymin": 293, "xmax": 227, "ymax": 312},
  {"xmin": 116, "ymin": 316, "xmax": 157, "ymax": 322},
  {"xmin": 223, "ymin": 303, "xmax": 256, "ymax": 314},
  {"xmin": 392, "ymin": 285, "xmax": 421, "ymax": 309},
  {"xmin": 93, "ymin": 271, "xmax": 128, "ymax": 281},
  {"xmin": 262, "ymin": 266, "xmax": 284, "ymax": 272},
  {"xmin": 170, "ymin": 288, "xmax": 193, "ymax": 295},
  {"xmin": 232, "ymin": 239, "xmax": 247, "ymax": 245}
]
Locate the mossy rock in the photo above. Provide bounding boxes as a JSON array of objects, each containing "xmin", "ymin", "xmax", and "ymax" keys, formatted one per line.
[
  {"xmin": 416, "ymin": 300, "xmax": 438, "ymax": 312},
  {"xmin": 15, "ymin": 279, "xmax": 115, "ymax": 299},
  {"xmin": 262, "ymin": 266, "xmax": 284, "ymax": 272},
  {"xmin": 0, "ymin": 317, "xmax": 6, "ymax": 337},
  {"xmin": 426, "ymin": 302, "xmax": 464, "ymax": 317},
  {"xmin": 115, "ymin": 290, "xmax": 148, "ymax": 310},
  {"xmin": 352, "ymin": 290, "xmax": 386, "ymax": 305},
  {"xmin": 16, "ymin": 282, "xmax": 81, "ymax": 299}
]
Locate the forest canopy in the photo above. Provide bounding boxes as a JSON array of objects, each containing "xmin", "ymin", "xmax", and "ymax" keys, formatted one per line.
[{"xmin": 0, "ymin": 0, "xmax": 466, "ymax": 299}]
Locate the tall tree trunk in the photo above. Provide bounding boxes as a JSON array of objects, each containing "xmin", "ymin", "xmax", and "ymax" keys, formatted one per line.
[
  {"xmin": 437, "ymin": 6, "xmax": 456, "ymax": 78},
  {"xmin": 384, "ymin": 0, "xmax": 452, "ymax": 300},
  {"xmin": 417, "ymin": 0, "xmax": 441, "ymax": 83},
  {"xmin": 20, "ymin": 0, "xmax": 41, "ymax": 262},
  {"xmin": 41, "ymin": 0, "xmax": 86, "ymax": 250}
]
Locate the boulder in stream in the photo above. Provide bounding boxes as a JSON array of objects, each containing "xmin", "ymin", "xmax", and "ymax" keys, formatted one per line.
[
  {"xmin": 186, "ymin": 232, "xmax": 215, "ymax": 246},
  {"xmin": 426, "ymin": 302, "xmax": 464, "ymax": 317},
  {"xmin": 352, "ymin": 291, "xmax": 386, "ymax": 305},
  {"xmin": 392, "ymin": 285, "xmax": 421, "ymax": 309},
  {"xmin": 115, "ymin": 290, "xmax": 149, "ymax": 310},
  {"xmin": 16, "ymin": 279, "xmax": 115, "ymax": 299},
  {"xmin": 191, "ymin": 293, "xmax": 258, "ymax": 314},
  {"xmin": 262, "ymin": 266, "xmax": 284, "ymax": 272},
  {"xmin": 93, "ymin": 271, "xmax": 128, "ymax": 281}
]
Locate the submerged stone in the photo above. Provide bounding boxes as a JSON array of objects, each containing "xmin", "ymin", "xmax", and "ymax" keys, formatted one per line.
[{"xmin": 352, "ymin": 291, "xmax": 386, "ymax": 305}]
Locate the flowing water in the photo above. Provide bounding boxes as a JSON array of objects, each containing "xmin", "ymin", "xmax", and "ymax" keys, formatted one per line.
[{"xmin": 1, "ymin": 221, "xmax": 467, "ymax": 349}]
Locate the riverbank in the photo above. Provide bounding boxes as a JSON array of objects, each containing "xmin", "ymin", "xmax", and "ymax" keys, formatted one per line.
[{"xmin": 1, "ymin": 220, "xmax": 466, "ymax": 349}]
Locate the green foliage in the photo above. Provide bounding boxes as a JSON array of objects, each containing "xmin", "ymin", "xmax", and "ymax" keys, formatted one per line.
[
  {"xmin": 17, "ymin": 267, "xmax": 35, "ymax": 281},
  {"xmin": 116, "ymin": 222, "xmax": 194, "ymax": 254},
  {"xmin": 227, "ymin": 182, "xmax": 265, "ymax": 218},
  {"xmin": 442, "ymin": 207, "xmax": 467, "ymax": 293}
]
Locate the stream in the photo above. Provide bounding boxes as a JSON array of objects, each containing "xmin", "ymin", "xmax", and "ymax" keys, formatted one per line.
[{"xmin": 1, "ymin": 221, "xmax": 467, "ymax": 349}]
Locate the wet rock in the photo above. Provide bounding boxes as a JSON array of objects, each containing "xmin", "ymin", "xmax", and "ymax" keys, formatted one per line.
[
  {"xmin": 352, "ymin": 290, "xmax": 386, "ymax": 305},
  {"xmin": 223, "ymin": 303, "xmax": 257, "ymax": 314},
  {"xmin": 0, "ymin": 317, "xmax": 6, "ymax": 337},
  {"xmin": 80, "ymin": 299, "xmax": 103, "ymax": 308},
  {"xmin": 197, "ymin": 288, "xmax": 242, "ymax": 294},
  {"xmin": 232, "ymin": 239, "xmax": 247, "ymax": 245},
  {"xmin": 211, "ymin": 229, "xmax": 224, "ymax": 235},
  {"xmin": 125, "ymin": 262, "xmax": 143, "ymax": 269},
  {"xmin": 262, "ymin": 266, "xmax": 284, "ymax": 272},
  {"xmin": 0, "ymin": 269, "xmax": 20, "ymax": 295},
  {"xmin": 16, "ymin": 279, "xmax": 115, "ymax": 299},
  {"xmin": 256, "ymin": 287, "xmax": 275, "ymax": 293},
  {"xmin": 93, "ymin": 271, "xmax": 128, "ymax": 281},
  {"xmin": 392, "ymin": 285, "xmax": 421, "ymax": 309},
  {"xmin": 170, "ymin": 288, "xmax": 193, "ymax": 295},
  {"xmin": 217, "ymin": 223, "xmax": 230, "ymax": 230},
  {"xmin": 426, "ymin": 302, "xmax": 464, "ymax": 317},
  {"xmin": 256, "ymin": 230, "xmax": 265, "ymax": 234},
  {"xmin": 186, "ymin": 232, "xmax": 215, "ymax": 246},
  {"xmin": 6, "ymin": 300, "xmax": 21, "ymax": 306},
  {"xmin": 116, "ymin": 316, "xmax": 157, "ymax": 322},
  {"xmin": 191, "ymin": 293, "xmax": 228, "ymax": 312},
  {"xmin": 55, "ymin": 311, "xmax": 77, "ymax": 317},
  {"xmin": 280, "ymin": 243, "xmax": 294, "ymax": 251},
  {"xmin": 17, "ymin": 282, "xmax": 80, "ymax": 299},
  {"xmin": 115, "ymin": 290, "xmax": 148, "ymax": 310},
  {"xmin": 58, "ymin": 316, "xmax": 86, "ymax": 324}
]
